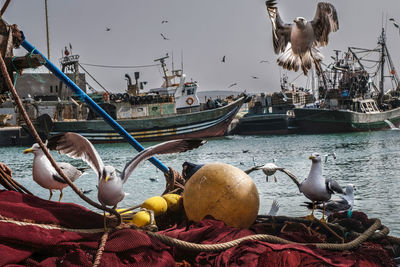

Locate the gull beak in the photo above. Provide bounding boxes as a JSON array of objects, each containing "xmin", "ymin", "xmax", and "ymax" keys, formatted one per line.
[
  {"xmin": 105, "ymin": 176, "xmax": 110, "ymax": 182},
  {"xmin": 309, "ymin": 155, "xmax": 315, "ymax": 160},
  {"xmin": 23, "ymin": 148, "xmax": 33, "ymax": 154}
]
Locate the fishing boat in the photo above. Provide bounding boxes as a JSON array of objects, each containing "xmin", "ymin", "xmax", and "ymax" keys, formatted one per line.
[
  {"xmin": 231, "ymin": 75, "xmax": 314, "ymax": 135},
  {"xmin": 293, "ymin": 28, "xmax": 400, "ymax": 133},
  {"xmin": 1, "ymin": 50, "xmax": 245, "ymax": 144},
  {"xmin": 50, "ymin": 54, "xmax": 245, "ymax": 142}
]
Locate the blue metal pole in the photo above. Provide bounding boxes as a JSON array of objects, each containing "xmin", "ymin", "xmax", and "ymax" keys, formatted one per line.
[{"xmin": 21, "ymin": 38, "xmax": 169, "ymax": 173}]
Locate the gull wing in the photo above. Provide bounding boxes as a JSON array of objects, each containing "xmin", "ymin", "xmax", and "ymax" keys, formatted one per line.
[
  {"xmin": 121, "ymin": 139, "xmax": 206, "ymax": 183},
  {"xmin": 326, "ymin": 179, "xmax": 344, "ymax": 194},
  {"xmin": 311, "ymin": 2, "xmax": 339, "ymax": 47},
  {"xmin": 47, "ymin": 132, "xmax": 104, "ymax": 178},
  {"xmin": 265, "ymin": 0, "xmax": 292, "ymax": 54}
]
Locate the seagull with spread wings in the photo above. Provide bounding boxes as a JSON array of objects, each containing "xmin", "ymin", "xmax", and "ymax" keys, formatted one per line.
[
  {"xmin": 265, "ymin": 0, "xmax": 339, "ymax": 75},
  {"xmin": 47, "ymin": 132, "xmax": 206, "ymax": 209}
]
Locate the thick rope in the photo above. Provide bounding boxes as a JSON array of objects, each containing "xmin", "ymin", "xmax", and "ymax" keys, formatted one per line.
[
  {"xmin": 147, "ymin": 218, "xmax": 383, "ymax": 252},
  {"xmin": 92, "ymin": 230, "xmax": 110, "ymax": 267},
  {"xmin": 0, "ymin": 53, "xmax": 122, "ymax": 226}
]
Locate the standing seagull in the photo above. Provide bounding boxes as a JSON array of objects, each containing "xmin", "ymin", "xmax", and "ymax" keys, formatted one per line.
[
  {"xmin": 299, "ymin": 153, "xmax": 344, "ymax": 222},
  {"xmin": 304, "ymin": 184, "xmax": 355, "ymax": 217},
  {"xmin": 24, "ymin": 143, "xmax": 83, "ymax": 201},
  {"xmin": 47, "ymin": 133, "xmax": 206, "ymax": 208},
  {"xmin": 265, "ymin": 0, "xmax": 339, "ymax": 75}
]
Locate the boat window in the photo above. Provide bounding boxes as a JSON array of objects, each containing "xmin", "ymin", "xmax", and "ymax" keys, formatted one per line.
[
  {"xmin": 152, "ymin": 107, "xmax": 158, "ymax": 111},
  {"xmin": 50, "ymin": 86, "xmax": 53, "ymax": 93},
  {"xmin": 186, "ymin": 88, "xmax": 195, "ymax": 95}
]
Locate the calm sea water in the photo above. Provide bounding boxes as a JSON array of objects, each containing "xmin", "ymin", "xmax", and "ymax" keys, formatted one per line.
[{"xmin": 1, "ymin": 130, "xmax": 400, "ymax": 236}]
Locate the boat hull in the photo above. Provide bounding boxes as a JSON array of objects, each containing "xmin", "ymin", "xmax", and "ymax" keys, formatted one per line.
[
  {"xmin": 51, "ymin": 97, "xmax": 245, "ymax": 143},
  {"xmin": 232, "ymin": 114, "xmax": 295, "ymax": 135},
  {"xmin": 293, "ymin": 107, "xmax": 400, "ymax": 133}
]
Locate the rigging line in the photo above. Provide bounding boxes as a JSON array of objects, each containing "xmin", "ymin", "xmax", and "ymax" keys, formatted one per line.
[
  {"xmin": 80, "ymin": 62, "xmax": 160, "ymax": 69},
  {"xmin": 77, "ymin": 63, "xmax": 110, "ymax": 94}
]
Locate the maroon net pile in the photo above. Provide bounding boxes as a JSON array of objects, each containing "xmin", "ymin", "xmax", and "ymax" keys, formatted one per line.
[{"xmin": 0, "ymin": 189, "xmax": 396, "ymax": 266}]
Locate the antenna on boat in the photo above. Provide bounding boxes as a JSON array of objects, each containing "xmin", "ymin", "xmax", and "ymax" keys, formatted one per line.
[{"xmin": 181, "ymin": 49, "xmax": 184, "ymax": 74}]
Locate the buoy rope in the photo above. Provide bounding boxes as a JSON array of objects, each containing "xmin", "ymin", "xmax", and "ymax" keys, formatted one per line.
[
  {"xmin": 0, "ymin": 52, "xmax": 122, "ymax": 226},
  {"xmin": 147, "ymin": 218, "xmax": 384, "ymax": 252}
]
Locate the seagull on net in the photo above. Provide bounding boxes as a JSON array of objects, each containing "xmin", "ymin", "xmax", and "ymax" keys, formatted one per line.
[
  {"xmin": 299, "ymin": 153, "xmax": 344, "ymax": 222},
  {"xmin": 24, "ymin": 143, "xmax": 84, "ymax": 201},
  {"xmin": 265, "ymin": 0, "xmax": 339, "ymax": 75},
  {"xmin": 304, "ymin": 184, "xmax": 355, "ymax": 217},
  {"xmin": 47, "ymin": 132, "xmax": 206, "ymax": 208}
]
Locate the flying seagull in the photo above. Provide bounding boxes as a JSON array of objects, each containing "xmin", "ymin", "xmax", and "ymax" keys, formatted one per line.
[
  {"xmin": 105, "ymin": 27, "xmax": 111, "ymax": 32},
  {"xmin": 24, "ymin": 143, "xmax": 84, "ymax": 201},
  {"xmin": 221, "ymin": 55, "xmax": 226, "ymax": 63},
  {"xmin": 259, "ymin": 59, "xmax": 269, "ymax": 63},
  {"xmin": 265, "ymin": 0, "xmax": 339, "ymax": 75},
  {"xmin": 245, "ymin": 162, "xmax": 282, "ymax": 182},
  {"xmin": 304, "ymin": 184, "xmax": 355, "ymax": 217},
  {"xmin": 251, "ymin": 76, "xmax": 259, "ymax": 79},
  {"xmin": 47, "ymin": 132, "xmax": 206, "ymax": 208},
  {"xmin": 161, "ymin": 20, "xmax": 168, "ymax": 24},
  {"xmin": 160, "ymin": 33, "xmax": 169, "ymax": 40},
  {"xmin": 228, "ymin": 82, "xmax": 237, "ymax": 88}
]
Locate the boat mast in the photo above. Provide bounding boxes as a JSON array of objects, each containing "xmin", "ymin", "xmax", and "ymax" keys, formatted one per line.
[
  {"xmin": 44, "ymin": 0, "xmax": 50, "ymax": 60},
  {"xmin": 332, "ymin": 50, "xmax": 340, "ymax": 90},
  {"xmin": 154, "ymin": 54, "xmax": 169, "ymax": 88},
  {"xmin": 378, "ymin": 27, "xmax": 386, "ymax": 104}
]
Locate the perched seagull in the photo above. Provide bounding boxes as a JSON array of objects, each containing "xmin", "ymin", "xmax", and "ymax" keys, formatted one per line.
[
  {"xmin": 247, "ymin": 153, "xmax": 344, "ymax": 222},
  {"xmin": 47, "ymin": 133, "xmax": 206, "ymax": 208},
  {"xmin": 24, "ymin": 143, "xmax": 83, "ymax": 201},
  {"xmin": 221, "ymin": 55, "xmax": 226, "ymax": 63},
  {"xmin": 299, "ymin": 153, "xmax": 344, "ymax": 222},
  {"xmin": 228, "ymin": 82, "xmax": 237, "ymax": 88},
  {"xmin": 160, "ymin": 33, "xmax": 169, "ymax": 40},
  {"xmin": 265, "ymin": 0, "xmax": 339, "ymax": 75},
  {"xmin": 267, "ymin": 199, "xmax": 280, "ymax": 216},
  {"xmin": 304, "ymin": 184, "xmax": 355, "ymax": 217}
]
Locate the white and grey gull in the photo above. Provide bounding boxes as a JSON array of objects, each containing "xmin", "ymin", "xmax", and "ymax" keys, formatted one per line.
[
  {"xmin": 24, "ymin": 143, "xmax": 84, "ymax": 202},
  {"xmin": 265, "ymin": 0, "xmax": 339, "ymax": 75},
  {"xmin": 46, "ymin": 132, "xmax": 206, "ymax": 208}
]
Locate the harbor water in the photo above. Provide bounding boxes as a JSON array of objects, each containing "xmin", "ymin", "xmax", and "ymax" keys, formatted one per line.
[{"xmin": 1, "ymin": 130, "xmax": 400, "ymax": 236}]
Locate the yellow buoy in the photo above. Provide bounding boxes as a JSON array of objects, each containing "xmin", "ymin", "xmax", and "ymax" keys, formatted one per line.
[
  {"xmin": 183, "ymin": 162, "xmax": 259, "ymax": 228},
  {"xmin": 141, "ymin": 196, "xmax": 168, "ymax": 216},
  {"xmin": 162, "ymin": 193, "xmax": 183, "ymax": 212},
  {"xmin": 130, "ymin": 210, "xmax": 152, "ymax": 227}
]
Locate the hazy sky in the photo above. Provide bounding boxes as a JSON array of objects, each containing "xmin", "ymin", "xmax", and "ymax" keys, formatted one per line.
[{"xmin": 3, "ymin": 0, "xmax": 400, "ymax": 94}]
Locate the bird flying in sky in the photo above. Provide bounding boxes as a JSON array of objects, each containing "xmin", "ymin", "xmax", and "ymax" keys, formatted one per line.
[
  {"xmin": 160, "ymin": 33, "xmax": 169, "ymax": 40},
  {"xmin": 251, "ymin": 76, "xmax": 259, "ymax": 79},
  {"xmin": 259, "ymin": 59, "xmax": 269, "ymax": 63},
  {"xmin": 228, "ymin": 82, "xmax": 237, "ymax": 88},
  {"xmin": 221, "ymin": 55, "xmax": 226, "ymax": 63},
  {"xmin": 265, "ymin": 0, "xmax": 339, "ymax": 75},
  {"xmin": 105, "ymin": 27, "xmax": 111, "ymax": 31}
]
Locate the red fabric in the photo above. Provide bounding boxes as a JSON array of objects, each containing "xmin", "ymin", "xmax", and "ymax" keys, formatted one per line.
[
  {"xmin": 160, "ymin": 217, "xmax": 396, "ymax": 267},
  {"xmin": 0, "ymin": 190, "xmax": 175, "ymax": 266},
  {"xmin": 0, "ymin": 190, "xmax": 396, "ymax": 267}
]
